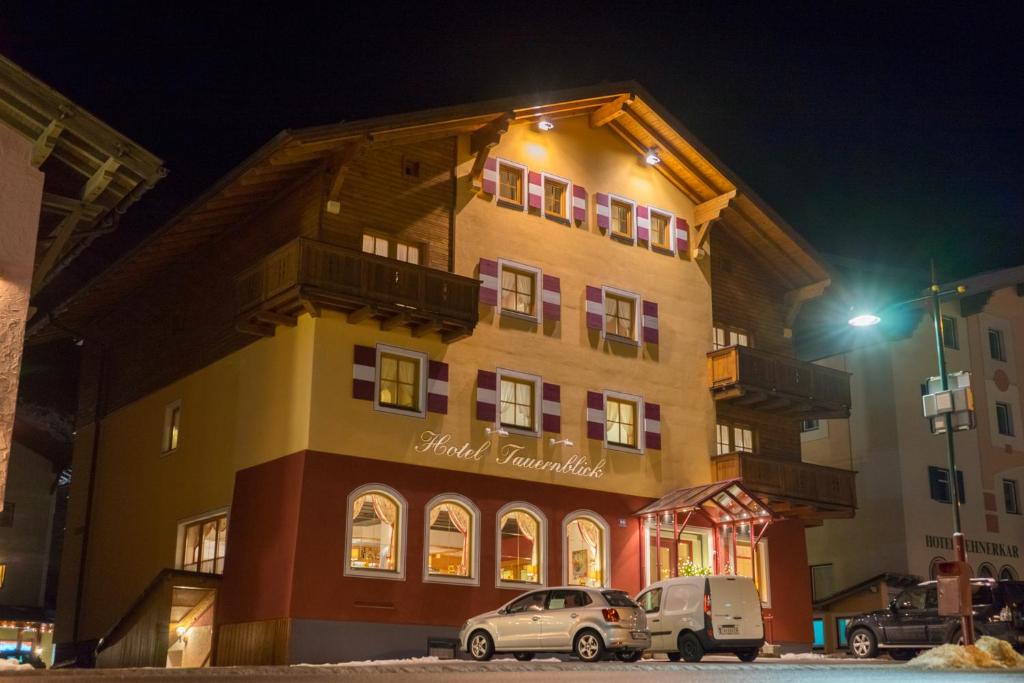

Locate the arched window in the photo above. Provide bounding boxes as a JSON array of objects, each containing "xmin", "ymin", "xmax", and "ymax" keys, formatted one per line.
[
  {"xmin": 424, "ymin": 494, "xmax": 480, "ymax": 585},
  {"xmin": 496, "ymin": 502, "xmax": 547, "ymax": 588},
  {"xmin": 928, "ymin": 556, "xmax": 946, "ymax": 580},
  {"xmin": 1000, "ymin": 565, "xmax": 1019, "ymax": 581},
  {"xmin": 977, "ymin": 562, "xmax": 996, "ymax": 578},
  {"xmin": 563, "ymin": 511, "xmax": 610, "ymax": 588},
  {"xmin": 345, "ymin": 484, "xmax": 407, "ymax": 580}
]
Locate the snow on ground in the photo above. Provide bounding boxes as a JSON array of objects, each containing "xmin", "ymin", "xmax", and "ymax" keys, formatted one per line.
[
  {"xmin": 779, "ymin": 652, "xmax": 830, "ymax": 661},
  {"xmin": 906, "ymin": 636, "xmax": 1024, "ymax": 670},
  {"xmin": 0, "ymin": 657, "xmax": 35, "ymax": 670},
  {"xmin": 295, "ymin": 656, "xmax": 563, "ymax": 667}
]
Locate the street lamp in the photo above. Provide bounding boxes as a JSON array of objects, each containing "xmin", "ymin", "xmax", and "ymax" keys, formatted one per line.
[{"xmin": 848, "ymin": 270, "xmax": 973, "ymax": 644}]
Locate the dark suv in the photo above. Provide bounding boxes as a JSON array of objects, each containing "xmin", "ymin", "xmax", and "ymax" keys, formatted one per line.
[{"xmin": 846, "ymin": 579, "xmax": 1024, "ymax": 659}]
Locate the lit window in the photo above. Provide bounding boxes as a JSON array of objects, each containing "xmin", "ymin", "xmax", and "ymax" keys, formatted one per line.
[
  {"xmin": 716, "ymin": 422, "xmax": 754, "ymax": 454},
  {"xmin": 498, "ymin": 163, "xmax": 523, "ymax": 205},
  {"xmin": 610, "ymin": 199, "xmax": 633, "ymax": 239},
  {"xmin": 604, "ymin": 292, "xmax": 636, "ymax": 340},
  {"xmin": 544, "ymin": 177, "xmax": 567, "ymax": 219},
  {"xmin": 729, "ymin": 524, "xmax": 770, "ymax": 604},
  {"xmin": 501, "ymin": 266, "xmax": 536, "ymax": 317},
  {"xmin": 500, "ymin": 375, "xmax": 536, "ymax": 432},
  {"xmin": 162, "ymin": 400, "xmax": 181, "ymax": 454},
  {"xmin": 996, "ymin": 402, "xmax": 1014, "ymax": 436},
  {"xmin": 362, "ymin": 233, "xmax": 389, "ymax": 258},
  {"xmin": 712, "ymin": 324, "xmax": 750, "ymax": 350},
  {"xmin": 941, "ymin": 315, "xmax": 959, "ymax": 350},
  {"xmin": 498, "ymin": 504, "xmax": 545, "ymax": 586},
  {"xmin": 989, "ymin": 328, "xmax": 1006, "ymax": 361},
  {"xmin": 1004, "ymin": 479, "xmax": 1020, "ymax": 515},
  {"xmin": 650, "ymin": 211, "xmax": 672, "ymax": 250},
  {"xmin": 396, "ymin": 243, "xmax": 420, "ymax": 265},
  {"xmin": 378, "ymin": 352, "xmax": 420, "ymax": 412},
  {"xmin": 181, "ymin": 514, "xmax": 227, "ymax": 574},
  {"xmin": 565, "ymin": 513, "xmax": 608, "ymax": 587},
  {"xmin": 426, "ymin": 497, "xmax": 478, "ymax": 582},
  {"xmin": 348, "ymin": 487, "xmax": 404, "ymax": 576},
  {"xmin": 0, "ymin": 564, "xmax": 5, "ymax": 589},
  {"xmin": 606, "ymin": 397, "xmax": 638, "ymax": 448}
]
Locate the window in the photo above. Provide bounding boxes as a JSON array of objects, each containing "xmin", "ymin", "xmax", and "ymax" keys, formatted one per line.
[
  {"xmin": 180, "ymin": 513, "xmax": 227, "ymax": 574},
  {"xmin": 724, "ymin": 523, "xmax": 769, "ymax": 604},
  {"xmin": 996, "ymin": 402, "xmax": 1014, "ymax": 436},
  {"xmin": 424, "ymin": 495, "xmax": 479, "ymax": 585},
  {"xmin": 650, "ymin": 211, "xmax": 672, "ymax": 250},
  {"xmin": 362, "ymin": 233, "xmax": 389, "ymax": 257},
  {"xmin": 499, "ymin": 372, "xmax": 539, "ymax": 434},
  {"xmin": 564, "ymin": 512, "xmax": 609, "ymax": 587},
  {"xmin": 810, "ymin": 563, "xmax": 834, "ymax": 602},
  {"xmin": 395, "ymin": 243, "xmax": 420, "ymax": 265},
  {"xmin": 712, "ymin": 324, "xmax": 750, "ymax": 350},
  {"xmin": 836, "ymin": 617, "xmax": 852, "ymax": 648},
  {"xmin": 162, "ymin": 400, "xmax": 181, "ymax": 454},
  {"xmin": 1004, "ymin": 479, "xmax": 1021, "ymax": 515},
  {"xmin": 507, "ymin": 591, "xmax": 547, "ymax": 613},
  {"xmin": 498, "ymin": 162, "xmax": 524, "ymax": 206},
  {"xmin": 0, "ymin": 503, "xmax": 13, "ymax": 528},
  {"xmin": 497, "ymin": 503, "xmax": 546, "ymax": 587},
  {"xmin": 636, "ymin": 587, "xmax": 662, "ymax": 613},
  {"xmin": 812, "ymin": 618, "xmax": 825, "ymax": 649},
  {"xmin": 610, "ymin": 199, "xmax": 633, "ymax": 240},
  {"xmin": 500, "ymin": 265, "xmax": 537, "ymax": 318},
  {"xmin": 716, "ymin": 422, "xmax": 754, "ymax": 455},
  {"xmin": 989, "ymin": 328, "xmax": 1006, "ymax": 361},
  {"xmin": 941, "ymin": 315, "xmax": 959, "ymax": 350},
  {"xmin": 977, "ymin": 562, "xmax": 996, "ymax": 578},
  {"xmin": 346, "ymin": 484, "xmax": 407, "ymax": 580},
  {"xmin": 606, "ymin": 396, "xmax": 639, "ymax": 448},
  {"xmin": 0, "ymin": 564, "xmax": 4, "ymax": 589},
  {"xmin": 374, "ymin": 345, "xmax": 427, "ymax": 417},
  {"xmin": 543, "ymin": 176, "xmax": 567, "ymax": 220},
  {"xmin": 928, "ymin": 466, "xmax": 966, "ymax": 504},
  {"xmin": 362, "ymin": 234, "xmax": 422, "ymax": 265},
  {"xmin": 801, "ymin": 419, "xmax": 820, "ymax": 433},
  {"xmin": 548, "ymin": 589, "xmax": 593, "ymax": 610},
  {"xmin": 1000, "ymin": 565, "xmax": 1019, "ymax": 580},
  {"xmin": 604, "ymin": 290, "xmax": 637, "ymax": 341}
]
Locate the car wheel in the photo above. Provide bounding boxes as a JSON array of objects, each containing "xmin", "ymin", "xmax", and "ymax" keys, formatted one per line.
[
  {"xmin": 666, "ymin": 651, "xmax": 682, "ymax": 662},
  {"xmin": 468, "ymin": 630, "xmax": 494, "ymax": 661},
  {"xmin": 678, "ymin": 632, "xmax": 704, "ymax": 662},
  {"xmin": 574, "ymin": 629, "xmax": 606, "ymax": 663},
  {"xmin": 889, "ymin": 649, "xmax": 916, "ymax": 661},
  {"xmin": 512, "ymin": 652, "xmax": 535, "ymax": 662},
  {"xmin": 616, "ymin": 650, "xmax": 642, "ymax": 662},
  {"xmin": 849, "ymin": 628, "xmax": 878, "ymax": 659},
  {"xmin": 736, "ymin": 648, "xmax": 758, "ymax": 662}
]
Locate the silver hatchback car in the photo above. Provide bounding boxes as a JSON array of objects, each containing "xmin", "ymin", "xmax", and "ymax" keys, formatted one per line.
[{"xmin": 460, "ymin": 587, "xmax": 650, "ymax": 662}]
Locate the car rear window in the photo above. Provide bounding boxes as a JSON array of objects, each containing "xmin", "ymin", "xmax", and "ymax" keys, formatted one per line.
[
  {"xmin": 971, "ymin": 585, "xmax": 994, "ymax": 606},
  {"xmin": 602, "ymin": 590, "xmax": 638, "ymax": 607}
]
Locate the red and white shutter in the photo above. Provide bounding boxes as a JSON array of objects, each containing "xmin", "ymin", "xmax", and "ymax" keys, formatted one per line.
[
  {"xmin": 542, "ymin": 274, "xmax": 561, "ymax": 321},
  {"xmin": 595, "ymin": 192, "xmax": 611, "ymax": 231},
  {"xmin": 479, "ymin": 258, "xmax": 498, "ymax": 306},
  {"xmin": 542, "ymin": 382, "xmax": 561, "ymax": 433},
  {"xmin": 427, "ymin": 360, "xmax": 449, "ymax": 414},
  {"xmin": 641, "ymin": 300, "xmax": 659, "ymax": 344},
  {"xmin": 675, "ymin": 217, "xmax": 690, "ymax": 254},
  {"xmin": 585, "ymin": 286, "xmax": 604, "ymax": 330},
  {"xmin": 527, "ymin": 171, "xmax": 543, "ymax": 210},
  {"xmin": 352, "ymin": 345, "xmax": 376, "ymax": 401},
  {"xmin": 586, "ymin": 391, "xmax": 605, "ymax": 440},
  {"xmin": 476, "ymin": 370, "xmax": 497, "ymax": 422},
  {"xmin": 644, "ymin": 402, "xmax": 661, "ymax": 450},
  {"xmin": 481, "ymin": 157, "xmax": 498, "ymax": 195},
  {"xmin": 572, "ymin": 185, "xmax": 587, "ymax": 223},
  {"xmin": 636, "ymin": 205, "xmax": 651, "ymax": 242}
]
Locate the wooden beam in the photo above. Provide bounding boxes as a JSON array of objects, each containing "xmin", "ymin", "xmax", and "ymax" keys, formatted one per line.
[
  {"xmin": 347, "ymin": 305, "xmax": 374, "ymax": 324},
  {"xmin": 80, "ymin": 157, "xmax": 121, "ymax": 203},
  {"xmin": 380, "ymin": 312, "xmax": 408, "ymax": 331},
  {"xmin": 236, "ymin": 321, "xmax": 276, "ymax": 337},
  {"xmin": 694, "ymin": 190, "xmax": 737, "ymax": 225},
  {"xmin": 254, "ymin": 310, "xmax": 297, "ymax": 327},
  {"xmin": 324, "ymin": 138, "xmax": 370, "ymax": 214},
  {"xmin": 31, "ymin": 120, "xmax": 64, "ymax": 167},
  {"xmin": 784, "ymin": 279, "xmax": 831, "ymax": 328},
  {"xmin": 413, "ymin": 320, "xmax": 443, "ymax": 337},
  {"xmin": 300, "ymin": 297, "xmax": 321, "ymax": 318},
  {"xmin": 589, "ymin": 94, "xmax": 632, "ymax": 127},
  {"xmin": 470, "ymin": 114, "xmax": 512, "ymax": 185},
  {"xmin": 31, "ymin": 206, "xmax": 83, "ymax": 294}
]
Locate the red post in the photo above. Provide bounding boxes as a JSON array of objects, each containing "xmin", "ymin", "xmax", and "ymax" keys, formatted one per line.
[{"xmin": 953, "ymin": 534, "xmax": 976, "ymax": 645}]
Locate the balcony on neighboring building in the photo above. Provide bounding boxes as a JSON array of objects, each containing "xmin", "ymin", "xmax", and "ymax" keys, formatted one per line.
[
  {"xmin": 235, "ymin": 238, "xmax": 480, "ymax": 341},
  {"xmin": 707, "ymin": 345, "xmax": 851, "ymax": 419},
  {"xmin": 713, "ymin": 451, "xmax": 856, "ymax": 522}
]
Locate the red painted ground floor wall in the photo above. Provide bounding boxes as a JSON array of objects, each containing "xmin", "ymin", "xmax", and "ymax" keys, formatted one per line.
[{"xmin": 218, "ymin": 450, "xmax": 813, "ymax": 648}]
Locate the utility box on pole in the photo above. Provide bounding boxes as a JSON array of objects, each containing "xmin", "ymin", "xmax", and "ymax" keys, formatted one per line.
[
  {"xmin": 936, "ymin": 560, "xmax": 973, "ymax": 617},
  {"xmin": 922, "ymin": 371, "xmax": 975, "ymax": 434}
]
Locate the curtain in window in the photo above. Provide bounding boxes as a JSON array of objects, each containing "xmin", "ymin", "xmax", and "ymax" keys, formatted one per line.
[
  {"xmin": 576, "ymin": 519, "xmax": 600, "ymax": 555},
  {"xmin": 353, "ymin": 493, "xmax": 398, "ymax": 569},
  {"xmin": 430, "ymin": 502, "xmax": 471, "ymax": 572}
]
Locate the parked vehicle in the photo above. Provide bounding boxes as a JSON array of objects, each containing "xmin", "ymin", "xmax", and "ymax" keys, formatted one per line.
[
  {"xmin": 846, "ymin": 578, "xmax": 1024, "ymax": 659},
  {"xmin": 636, "ymin": 575, "xmax": 764, "ymax": 662},
  {"xmin": 459, "ymin": 587, "xmax": 650, "ymax": 662}
]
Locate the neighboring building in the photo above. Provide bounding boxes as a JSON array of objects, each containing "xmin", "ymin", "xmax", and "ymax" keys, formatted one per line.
[
  {"xmin": 805, "ymin": 265, "xmax": 1024, "ymax": 651},
  {"xmin": 40, "ymin": 83, "xmax": 855, "ymax": 666}
]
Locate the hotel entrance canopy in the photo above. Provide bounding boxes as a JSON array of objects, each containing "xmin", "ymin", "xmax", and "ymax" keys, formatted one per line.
[{"xmin": 635, "ymin": 479, "xmax": 775, "ymax": 523}]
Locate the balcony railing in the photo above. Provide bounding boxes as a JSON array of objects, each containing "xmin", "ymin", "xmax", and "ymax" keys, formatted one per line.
[
  {"xmin": 235, "ymin": 238, "xmax": 479, "ymax": 342},
  {"xmin": 708, "ymin": 345, "xmax": 851, "ymax": 419},
  {"xmin": 713, "ymin": 451, "xmax": 857, "ymax": 520}
]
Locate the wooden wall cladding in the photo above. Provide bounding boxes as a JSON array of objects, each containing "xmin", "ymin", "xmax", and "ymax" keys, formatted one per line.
[{"xmin": 215, "ymin": 619, "xmax": 290, "ymax": 666}]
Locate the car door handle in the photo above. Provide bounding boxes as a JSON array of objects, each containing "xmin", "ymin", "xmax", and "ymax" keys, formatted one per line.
[
  {"xmin": 651, "ymin": 619, "xmax": 660, "ymax": 623},
  {"xmin": 570, "ymin": 613, "xmax": 578, "ymax": 619},
  {"xmin": 531, "ymin": 616, "xmax": 540, "ymax": 621}
]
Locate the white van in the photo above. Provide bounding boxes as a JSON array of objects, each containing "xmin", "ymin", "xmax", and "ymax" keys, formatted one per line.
[{"xmin": 636, "ymin": 576, "xmax": 764, "ymax": 662}]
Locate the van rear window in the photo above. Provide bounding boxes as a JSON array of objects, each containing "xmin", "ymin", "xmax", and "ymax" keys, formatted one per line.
[{"xmin": 602, "ymin": 590, "xmax": 638, "ymax": 607}]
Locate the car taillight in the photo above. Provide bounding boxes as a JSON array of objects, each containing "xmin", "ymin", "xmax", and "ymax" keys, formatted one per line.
[
  {"xmin": 602, "ymin": 608, "xmax": 620, "ymax": 623},
  {"xmin": 704, "ymin": 593, "xmax": 712, "ymax": 616}
]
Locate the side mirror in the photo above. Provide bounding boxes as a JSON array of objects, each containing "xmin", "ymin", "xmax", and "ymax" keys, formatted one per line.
[{"xmin": 497, "ymin": 608, "xmax": 507, "ymax": 615}]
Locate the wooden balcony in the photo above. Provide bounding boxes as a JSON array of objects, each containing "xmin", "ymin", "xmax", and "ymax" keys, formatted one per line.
[
  {"xmin": 236, "ymin": 238, "xmax": 479, "ymax": 341},
  {"xmin": 713, "ymin": 451, "xmax": 857, "ymax": 522},
  {"xmin": 708, "ymin": 345, "xmax": 851, "ymax": 419}
]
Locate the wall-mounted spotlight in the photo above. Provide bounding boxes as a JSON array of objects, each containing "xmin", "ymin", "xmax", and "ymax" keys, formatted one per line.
[
  {"xmin": 548, "ymin": 437, "xmax": 574, "ymax": 447},
  {"xmin": 537, "ymin": 119, "xmax": 554, "ymax": 131},
  {"xmin": 645, "ymin": 149, "xmax": 661, "ymax": 165},
  {"xmin": 485, "ymin": 426, "xmax": 509, "ymax": 437}
]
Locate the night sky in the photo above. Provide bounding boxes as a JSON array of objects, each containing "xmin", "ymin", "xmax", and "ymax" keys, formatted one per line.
[{"xmin": 4, "ymin": 2, "xmax": 1024, "ymax": 282}]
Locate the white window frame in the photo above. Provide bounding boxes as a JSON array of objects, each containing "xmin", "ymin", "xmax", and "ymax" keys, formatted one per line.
[
  {"xmin": 562, "ymin": 510, "xmax": 611, "ymax": 588},
  {"xmin": 607, "ymin": 194, "xmax": 637, "ymax": 244},
  {"xmin": 174, "ymin": 506, "xmax": 230, "ymax": 572},
  {"xmin": 800, "ymin": 419, "xmax": 829, "ymax": 443},
  {"xmin": 646, "ymin": 205, "xmax": 675, "ymax": 254},
  {"xmin": 422, "ymin": 493, "xmax": 481, "ymax": 586},
  {"xmin": 495, "ymin": 501, "xmax": 548, "ymax": 590},
  {"xmin": 601, "ymin": 285, "xmax": 641, "ymax": 345},
  {"xmin": 496, "ymin": 158, "xmax": 528, "ymax": 210},
  {"xmin": 642, "ymin": 521, "xmax": 711, "ymax": 588},
  {"xmin": 373, "ymin": 344, "xmax": 428, "ymax": 419},
  {"xmin": 344, "ymin": 483, "xmax": 408, "ymax": 581},
  {"xmin": 497, "ymin": 258, "xmax": 543, "ymax": 324},
  {"xmin": 541, "ymin": 172, "xmax": 571, "ymax": 223},
  {"xmin": 496, "ymin": 368, "xmax": 542, "ymax": 437},
  {"xmin": 603, "ymin": 389, "xmax": 644, "ymax": 454},
  {"xmin": 161, "ymin": 399, "xmax": 182, "ymax": 455}
]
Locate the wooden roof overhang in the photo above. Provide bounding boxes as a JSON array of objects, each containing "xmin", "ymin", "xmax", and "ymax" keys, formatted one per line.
[
  {"xmin": 27, "ymin": 82, "xmax": 832, "ymax": 343},
  {"xmin": 635, "ymin": 478, "xmax": 775, "ymax": 524},
  {"xmin": 0, "ymin": 56, "xmax": 166, "ymax": 298}
]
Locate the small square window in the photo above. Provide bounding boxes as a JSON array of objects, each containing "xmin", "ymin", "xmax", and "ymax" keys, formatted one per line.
[
  {"xmin": 941, "ymin": 316, "xmax": 959, "ymax": 350},
  {"xmin": 499, "ymin": 375, "xmax": 537, "ymax": 433},
  {"xmin": 929, "ymin": 466, "xmax": 965, "ymax": 504},
  {"xmin": 606, "ymin": 396, "xmax": 639, "ymax": 449},
  {"xmin": 716, "ymin": 422, "xmax": 754, "ymax": 454},
  {"xmin": 1004, "ymin": 479, "xmax": 1020, "ymax": 515},
  {"xmin": 180, "ymin": 513, "xmax": 228, "ymax": 574},
  {"xmin": 543, "ymin": 177, "xmax": 567, "ymax": 220},
  {"xmin": 379, "ymin": 352, "xmax": 421, "ymax": 412},
  {"xmin": 650, "ymin": 211, "xmax": 672, "ymax": 250},
  {"xmin": 498, "ymin": 163, "xmax": 524, "ymax": 206},
  {"xmin": 712, "ymin": 324, "xmax": 751, "ymax": 350},
  {"xmin": 989, "ymin": 328, "xmax": 1007, "ymax": 361},
  {"xmin": 604, "ymin": 291, "xmax": 637, "ymax": 341},
  {"xmin": 501, "ymin": 266, "xmax": 537, "ymax": 318},
  {"xmin": 996, "ymin": 402, "xmax": 1014, "ymax": 436},
  {"xmin": 396, "ymin": 243, "xmax": 420, "ymax": 265},
  {"xmin": 801, "ymin": 419, "xmax": 821, "ymax": 433},
  {"xmin": 162, "ymin": 400, "xmax": 181, "ymax": 454},
  {"xmin": 610, "ymin": 199, "xmax": 633, "ymax": 240},
  {"xmin": 362, "ymin": 234, "xmax": 389, "ymax": 258}
]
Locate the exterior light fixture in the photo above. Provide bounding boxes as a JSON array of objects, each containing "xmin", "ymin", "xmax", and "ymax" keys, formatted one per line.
[
  {"xmin": 537, "ymin": 119, "xmax": 554, "ymax": 131},
  {"xmin": 548, "ymin": 437, "xmax": 574, "ymax": 447},
  {"xmin": 645, "ymin": 149, "xmax": 661, "ymax": 165},
  {"xmin": 485, "ymin": 426, "xmax": 509, "ymax": 437},
  {"xmin": 848, "ymin": 313, "xmax": 881, "ymax": 327}
]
